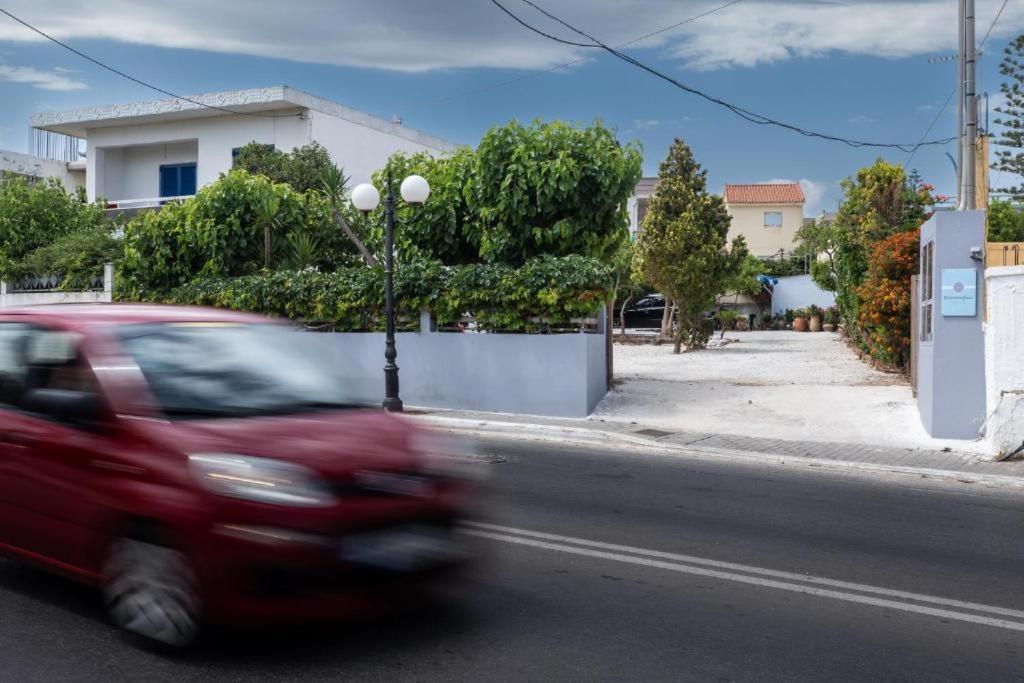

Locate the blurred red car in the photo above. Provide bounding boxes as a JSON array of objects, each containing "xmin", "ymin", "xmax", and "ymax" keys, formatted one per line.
[{"xmin": 0, "ymin": 304, "xmax": 475, "ymax": 647}]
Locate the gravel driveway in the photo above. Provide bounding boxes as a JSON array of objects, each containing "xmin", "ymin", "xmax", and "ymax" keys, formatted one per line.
[{"xmin": 594, "ymin": 331, "xmax": 987, "ymax": 453}]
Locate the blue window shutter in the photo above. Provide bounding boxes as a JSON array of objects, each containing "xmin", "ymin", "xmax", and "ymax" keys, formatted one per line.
[
  {"xmin": 159, "ymin": 165, "xmax": 178, "ymax": 198},
  {"xmin": 179, "ymin": 164, "xmax": 197, "ymax": 195}
]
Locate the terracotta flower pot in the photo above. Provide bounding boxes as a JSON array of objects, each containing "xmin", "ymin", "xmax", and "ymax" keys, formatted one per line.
[
  {"xmin": 793, "ymin": 316, "xmax": 808, "ymax": 332},
  {"xmin": 822, "ymin": 323, "xmax": 836, "ymax": 332},
  {"xmin": 809, "ymin": 315, "xmax": 822, "ymax": 332}
]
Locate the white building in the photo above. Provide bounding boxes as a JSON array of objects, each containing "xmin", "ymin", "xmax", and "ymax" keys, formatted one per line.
[
  {"xmin": 626, "ymin": 176, "xmax": 658, "ymax": 237},
  {"xmin": 0, "ymin": 148, "xmax": 85, "ymax": 192},
  {"xmin": 29, "ymin": 85, "xmax": 458, "ymax": 210}
]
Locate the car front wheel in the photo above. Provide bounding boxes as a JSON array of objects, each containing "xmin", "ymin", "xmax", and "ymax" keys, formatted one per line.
[{"xmin": 103, "ymin": 538, "xmax": 201, "ymax": 648}]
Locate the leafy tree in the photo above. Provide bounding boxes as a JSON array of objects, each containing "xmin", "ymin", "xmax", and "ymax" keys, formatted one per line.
[
  {"xmin": 633, "ymin": 138, "xmax": 748, "ymax": 353},
  {"xmin": 0, "ymin": 176, "xmax": 109, "ymax": 275},
  {"xmin": 320, "ymin": 164, "xmax": 378, "ymax": 268},
  {"xmin": 795, "ymin": 215, "xmax": 841, "ymax": 291},
  {"xmin": 856, "ymin": 229, "xmax": 920, "ymax": 368},
  {"xmin": 609, "ymin": 239, "xmax": 647, "ymax": 334},
  {"xmin": 233, "ymin": 141, "xmax": 335, "ymax": 194},
  {"xmin": 831, "ymin": 160, "xmax": 934, "ymax": 326},
  {"xmin": 987, "ymin": 198, "xmax": 1024, "ymax": 241},
  {"xmin": 993, "ymin": 35, "xmax": 1024, "ymax": 198},
  {"xmin": 470, "ymin": 120, "xmax": 641, "ymax": 264},
  {"xmin": 120, "ymin": 170, "xmax": 349, "ymax": 296},
  {"xmin": 364, "ymin": 120, "xmax": 641, "ymax": 267},
  {"xmin": 369, "ymin": 149, "xmax": 479, "ymax": 265},
  {"xmin": 8, "ymin": 225, "xmax": 121, "ymax": 290}
]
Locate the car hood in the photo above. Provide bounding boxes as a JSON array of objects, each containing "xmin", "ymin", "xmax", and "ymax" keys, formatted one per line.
[{"xmin": 140, "ymin": 409, "xmax": 423, "ymax": 479}]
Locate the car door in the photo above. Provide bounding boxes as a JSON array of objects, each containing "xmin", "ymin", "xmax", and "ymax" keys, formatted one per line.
[
  {"xmin": 643, "ymin": 295, "xmax": 665, "ymax": 325},
  {"xmin": 1, "ymin": 326, "xmax": 110, "ymax": 568},
  {"xmin": 624, "ymin": 297, "xmax": 651, "ymax": 328},
  {"xmin": 0, "ymin": 321, "xmax": 38, "ymax": 550}
]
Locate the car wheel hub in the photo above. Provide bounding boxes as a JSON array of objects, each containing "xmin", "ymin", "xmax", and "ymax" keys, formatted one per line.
[{"xmin": 104, "ymin": 539, "xmax": 200, "ymax": 647}]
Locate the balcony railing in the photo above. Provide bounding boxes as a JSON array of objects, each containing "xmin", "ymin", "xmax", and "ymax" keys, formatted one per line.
[{"xmin": 103, "ymin": 195, "xmax": 195, "ymax": 215}]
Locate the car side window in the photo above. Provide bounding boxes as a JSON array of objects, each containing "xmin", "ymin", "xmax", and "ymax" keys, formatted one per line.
[
  {"xmin": 0, "ymin": 322, "xmax": 35, "ymax": 408},
  {"xmin": 0, "ymin": 324, "xmax": 97, "ymax": 421}
]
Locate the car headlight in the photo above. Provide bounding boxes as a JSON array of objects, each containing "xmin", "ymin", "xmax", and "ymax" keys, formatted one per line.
[{"xmin": 188, "ymin": 454, "xmax": 336, "ymax": 507}]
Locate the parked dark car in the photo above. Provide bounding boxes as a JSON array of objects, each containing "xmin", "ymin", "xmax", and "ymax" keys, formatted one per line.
[
  {"xmin": 621, "ymin": 293, "xmax": 666, "ymax": 328},
  {"xmin": 0, "ymin": 304, "xmax": 475, "ymax": 647}
]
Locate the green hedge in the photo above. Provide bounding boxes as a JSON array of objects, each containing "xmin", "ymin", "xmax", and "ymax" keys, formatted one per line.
[{"xmin": 166, "ymin": 255, "xmax": 611, "ymax": 333}]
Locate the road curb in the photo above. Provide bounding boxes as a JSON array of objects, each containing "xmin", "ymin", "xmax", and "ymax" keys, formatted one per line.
[{"xmin": 409, "ymin": 414, "xmax": 1024, "ymax": 490}]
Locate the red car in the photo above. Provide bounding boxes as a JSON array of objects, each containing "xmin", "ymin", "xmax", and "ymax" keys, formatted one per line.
[{"xmin": 0, "ymin": 304, "xmax": 475, "ymax": 647}]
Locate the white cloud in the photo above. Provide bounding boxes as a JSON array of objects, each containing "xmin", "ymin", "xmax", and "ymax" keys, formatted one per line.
[
  {"xmin": 632, "ymin": 119, "xmax": 664, "ymax": 131},
  {"xmin": 0, "ymin": 63, "xmax": 87, "ymax": 90},
  {"xmin": 0, "ymin": 1, "xmax": 1018, "ymax": 73},
  {"xmin": 848, "ymin": 114, "xmax": 877, "ymax": 125},
  {"xmin": 764, "ymin": 178, "xmax": 835, "ymax": 215}
]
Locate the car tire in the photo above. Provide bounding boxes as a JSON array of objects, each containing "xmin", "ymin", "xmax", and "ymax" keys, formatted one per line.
[{"xmin": 103, "ymin": 537, "xmax": 201, "ymax": 648}]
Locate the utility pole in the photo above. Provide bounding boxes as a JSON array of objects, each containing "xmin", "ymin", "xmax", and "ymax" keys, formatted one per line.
[
  {"xmin": 959, "ymin": 0, "xmax": 978, "ymax": 210},
  {"xmin": 956, "ymin": 0, "xmax": 964, "ymax": 206}
]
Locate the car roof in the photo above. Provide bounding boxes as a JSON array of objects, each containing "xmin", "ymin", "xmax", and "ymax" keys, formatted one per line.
[{"xmin": 0, "ymin": 303, "xmax": 273, "ymax": 329}]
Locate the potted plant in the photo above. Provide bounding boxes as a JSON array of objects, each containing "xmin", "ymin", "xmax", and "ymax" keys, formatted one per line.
[
  {"xmin": 807, "ymin": 304, "xmax": 823, "ymax": 332},
  {"xmin": 792, "ymin": 307, "xmax": 809, "ymax": 332},
  {"xmin": 822, "ymin": 306, "xmax": 839, "ymax": 332}
]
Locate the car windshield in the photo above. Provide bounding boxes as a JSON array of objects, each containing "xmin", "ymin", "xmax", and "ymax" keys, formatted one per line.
[{"xmin": 117, "ymin": 323, "xmax": 363, "ymax": 418}]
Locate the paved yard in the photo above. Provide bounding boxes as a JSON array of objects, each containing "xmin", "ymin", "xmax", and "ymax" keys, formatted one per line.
[{"xmin": 594, "ymin": 331, "xmax": 988, "ymax": 454}]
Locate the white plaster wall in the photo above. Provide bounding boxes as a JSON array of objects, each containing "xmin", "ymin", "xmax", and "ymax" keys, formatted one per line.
[
  {"xmin": 726, "ymin": 203, "xmax": 805, "ymax": 256},
  {"xmin": 984, "ymin": 265, "xmax": 1024, "ymax": 456},
  {"xmin": 86, "ymin": 111, "xmax": 309, "ymax": 201},
  {"xmin": 118, "ymin": 140, "xmax": 198, "ymax": 200},
  {"xmin": 309, "ymin": 110, "xmax": 453, "ymax": 187},
  {"xmin": 84, "ymin": 107, "xmax": 457, "ymax": 200},
  {"xmin": 0, "ymin": 149, "xmax": 84, "ymax": 193},
  {"xmin": 770, "ymin": 274, "xmax": 836, "ymax": 316},
  {"xmin": 304, "ymin": 326, "xmax": 607, "ymax": 417}
]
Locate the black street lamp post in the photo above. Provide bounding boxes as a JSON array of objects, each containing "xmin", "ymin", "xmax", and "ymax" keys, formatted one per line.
[{"xmin": 351, "ymin": 171, "xmax": 430, "ymax": 413}]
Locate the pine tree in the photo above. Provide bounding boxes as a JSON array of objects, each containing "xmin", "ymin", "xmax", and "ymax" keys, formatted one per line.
[
  {"xmin": 993, "ymin": 35, "xmax": 1024, "ymax": 199},
  {"xmin": 632, "ymin": 138, "xmax": 748, "ymax": 353}
]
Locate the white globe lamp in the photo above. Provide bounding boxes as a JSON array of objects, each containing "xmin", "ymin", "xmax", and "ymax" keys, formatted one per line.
[
  {"xmin": 400, "ymin": 174, "xmax": 430, "ymax": 205},
  {"xmin": 351, "ymin": 183, "xmax": 380, "ymax": 213}
]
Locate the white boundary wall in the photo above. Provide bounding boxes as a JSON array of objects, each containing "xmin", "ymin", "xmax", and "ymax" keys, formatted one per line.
[
  {"xmin": 771, "ymin": 274, "xmax": 836, "ymax": 316},
  {"xmin": 304, "ymin": 311, "xmax": 608, "ymax": 417},
  {"xmin": 0, "ymin": 264, "xmax": 113, "ymax": 307},
  {"xmin": 984, "ymin": 266, "xmax": 1024, "ymax": 456}
]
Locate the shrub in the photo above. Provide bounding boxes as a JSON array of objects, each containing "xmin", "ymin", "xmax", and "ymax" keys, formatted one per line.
[
  {"xmin": 714, "ymin": 309, "xmax": 741, "ymax": 337},
  {"xmin": 856, "ymin": 228, "xmax": 919, "ymax": 368},
  {"xmin": 987, "ymin": 199, "xmax": 1024, "ymax": 242},
  {"xmin": 8, "ymin": 227, "xmax": 121, "ymax": 289},
  {"xmin": 167, "ymin": 255, "xmax": 613, "ymax": 333},
  {"xmin": 0, "ymin": 177, "xmax": 109, "ymax": 275},
  {"xmin": 120, "ymin": 170, "xmax": 352, "ymax": 297}
]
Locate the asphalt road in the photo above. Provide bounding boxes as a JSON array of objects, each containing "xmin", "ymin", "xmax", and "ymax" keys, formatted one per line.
[{"xmin": 1, "ymin": 437, "xmax": 1023, "ymax": 681}]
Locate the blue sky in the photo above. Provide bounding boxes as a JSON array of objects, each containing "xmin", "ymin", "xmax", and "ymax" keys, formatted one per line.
[{"xmin": 1, "ymin": 0, "xmax": 1021, "ymax": 214}]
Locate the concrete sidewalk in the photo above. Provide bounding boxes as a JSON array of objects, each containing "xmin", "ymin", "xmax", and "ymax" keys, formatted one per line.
[{"xmin": 406, "ymin": 408, "xmax": 1024, "ymax": 489}]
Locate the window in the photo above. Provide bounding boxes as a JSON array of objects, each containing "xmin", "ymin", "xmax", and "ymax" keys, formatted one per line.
[
  {"xmin": 764, "ymin": 211, "xmax": 783, "ymax": 228},
  {"xmin": 159, "ymin": 163, "xmax": 197, "ymax": 198},
  {"xmin": 921, "ymin": 240, "xmax": 934, "ymax": 342},
  {"xmin": 0, "ymin": 324, "xmax": 95, "ymax": 414}
]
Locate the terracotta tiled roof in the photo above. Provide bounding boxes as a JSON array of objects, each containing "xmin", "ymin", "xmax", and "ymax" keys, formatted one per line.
[{"xmin": 723, "ymin": 183, "xmax": 805, "ymax": 205}]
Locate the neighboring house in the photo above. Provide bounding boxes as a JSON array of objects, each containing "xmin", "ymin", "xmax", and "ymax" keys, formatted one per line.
[
  {"xmin": 723, "ymin": 183, "xmax": 806, "ymax": 257},
  {"xmin": 627, "ymin": 176, "xmax": 658, "ymax": 238},
  {"xmin": 0, "ymin": 149, "xmax": 85, "ymax": 192},
  {"xmin": 29, "ymin": 85, "xmax": 458, "ymax": 213}
]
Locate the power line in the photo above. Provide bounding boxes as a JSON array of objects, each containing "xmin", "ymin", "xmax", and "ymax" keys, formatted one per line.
[
  {"xmin": 492, "ymin": 0, "xmax": 956, "ymax": 152},
  {"xmin": 981, "ymin": 0, "xmax": 1009, "ymax": 49},
  {"xmin": 905, "ymin": 0, "xmax": 1009, "ymax": 169},
  {"xmin": 406, "ymin": 0, "xmax": 744, "ymax": 112},
  {"xmin": 0, "ymin": 7, "xmax": 296, "ymax": 119}
]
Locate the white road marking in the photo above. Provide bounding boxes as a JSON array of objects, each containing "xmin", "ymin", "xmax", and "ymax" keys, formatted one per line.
[{"xmin": 462, "ymin": 522, "xmax": 1024, "ymax": 633}]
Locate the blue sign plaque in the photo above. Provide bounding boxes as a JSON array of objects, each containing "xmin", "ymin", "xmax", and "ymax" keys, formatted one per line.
[{"xmin": 940, "ymin": 268, "xmax": 977, "ymax": 317}]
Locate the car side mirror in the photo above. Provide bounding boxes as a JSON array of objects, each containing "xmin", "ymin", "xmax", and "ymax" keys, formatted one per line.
[{"xmin": 22, "ymin": 388, "xmax": 101, "ymax": 427}]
